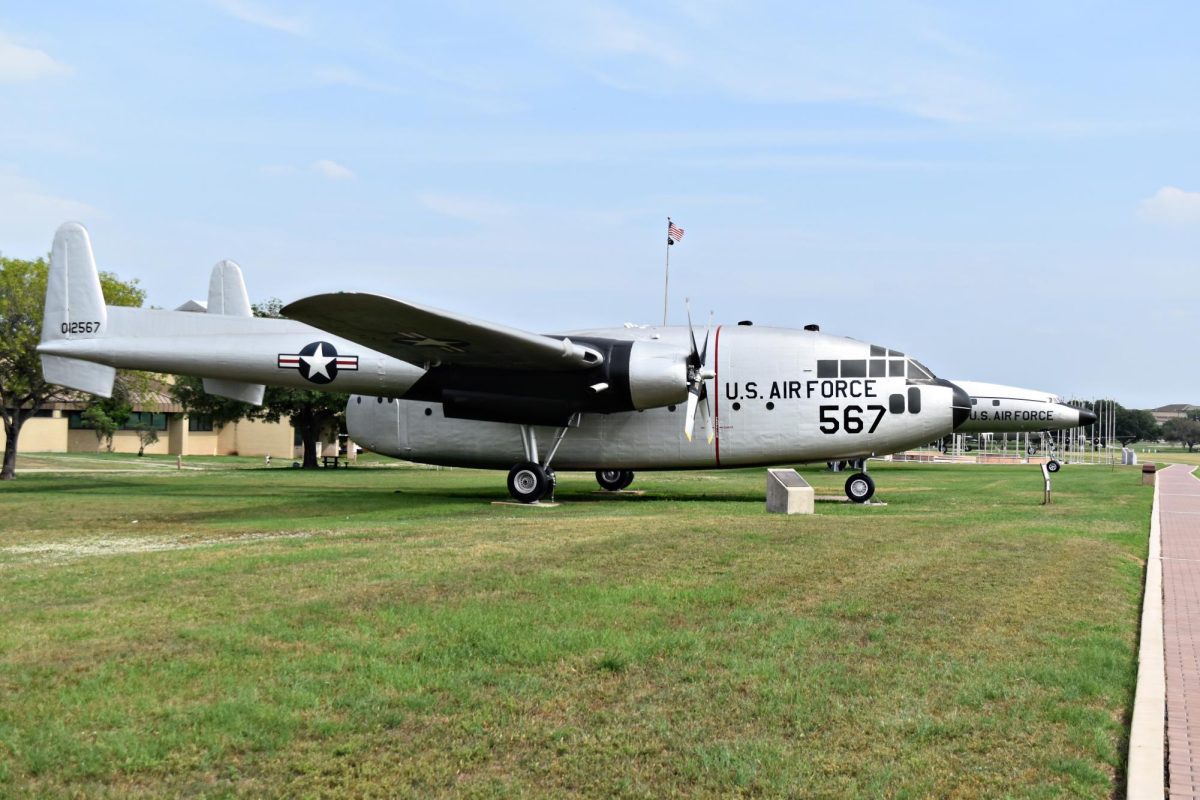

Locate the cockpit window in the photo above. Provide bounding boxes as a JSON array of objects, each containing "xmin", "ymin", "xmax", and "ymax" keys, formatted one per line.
[{"xmin": 906, "ymin": 359, "xmax": 937, "ymax": 383}]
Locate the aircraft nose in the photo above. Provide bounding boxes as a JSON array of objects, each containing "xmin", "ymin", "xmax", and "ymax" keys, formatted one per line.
[
  {"xmin": 940, "ymin": 380, "xmax": 972, "ymax": 430},
  {"xmin": 1077, "ymin": 408, "xmax": 1097, "ymax": 426}
]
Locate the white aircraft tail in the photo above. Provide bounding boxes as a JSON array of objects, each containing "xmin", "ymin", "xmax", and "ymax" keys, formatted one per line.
[
  {"xmin": 39, "ymin": 222, "xmax": 117, "ymax": 397},
  {"xmin": 207, "ymin": 260, "xmax": 253, "ymax": 316},
  {"xmin": 202, "ymin": 259, "xmax": 265, "ymax": 405}
]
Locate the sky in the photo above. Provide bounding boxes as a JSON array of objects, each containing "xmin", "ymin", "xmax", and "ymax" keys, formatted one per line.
[{"xmin": 1, "ymin": 1, "xmax": 1197, "ymax": 408}]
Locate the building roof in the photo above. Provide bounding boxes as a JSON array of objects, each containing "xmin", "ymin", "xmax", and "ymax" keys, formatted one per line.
[
  {"xmin": 1154, "ymin": 404, "xmax": 1199, "ymax": 413},
  {"xmin": 41, "ymin": 376, "xmax": 184, "ymax": 414}
]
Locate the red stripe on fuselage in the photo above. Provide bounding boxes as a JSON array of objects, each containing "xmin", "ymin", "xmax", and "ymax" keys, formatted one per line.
[{"xmin": 714, "ymin": 325, "xmax": 722, "ymax": 468}]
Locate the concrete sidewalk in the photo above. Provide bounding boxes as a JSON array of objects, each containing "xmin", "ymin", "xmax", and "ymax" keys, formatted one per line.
[{"xmin": 1155, "ymin": 464, "xmax": 1200, "ymax": 798}]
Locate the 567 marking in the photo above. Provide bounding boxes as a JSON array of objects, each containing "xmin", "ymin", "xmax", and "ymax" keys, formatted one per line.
[{"xmin": 819, "ymin": 404, "xmax": 886, "ymax": 434}]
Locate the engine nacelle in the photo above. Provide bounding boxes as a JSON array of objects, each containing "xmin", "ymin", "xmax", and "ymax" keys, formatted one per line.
[{"xmin": 626, "ymin": 340, "xmax": 689, "ymax": 410}]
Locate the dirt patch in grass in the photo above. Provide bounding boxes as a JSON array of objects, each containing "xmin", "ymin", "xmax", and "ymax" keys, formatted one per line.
[{"xmin": 0, "ymin": 531, "xmax": 323, "ymax": 566}]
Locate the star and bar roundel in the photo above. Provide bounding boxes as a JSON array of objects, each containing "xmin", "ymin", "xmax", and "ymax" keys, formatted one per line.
[{"xmin": 277, "ymin": 341, "xmax": 358, "ymax": 385}]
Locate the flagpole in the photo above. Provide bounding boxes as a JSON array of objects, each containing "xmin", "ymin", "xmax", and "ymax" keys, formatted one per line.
[{"xmin": 662, "ymin": 217, "xmax": 671, "ymax": 326}]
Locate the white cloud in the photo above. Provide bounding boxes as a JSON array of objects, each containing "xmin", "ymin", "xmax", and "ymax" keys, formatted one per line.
[
  {"xmin": 312, "ymin": 159, "xmax": 355, "ymax": 180},
  {"xmin": 0, "ymin": 169, "xmax": 101, "ymax": 256},
  {"xmin": 582, "ymin": 5, "xmax": 687, "ymax": 67},
  {"xmin": 520, "ymin": 3, "xmax": 1012, "ymax": 124},
  {"xmin": 313, "ymin": 65, "xmax": 397, "ymax": 93},
  {"xmin": 258, "ymin": 164, "xmax": 298, "ymax": 177},
  {"xmin": 416, "ymin": 193, "xmax": 518, "ymax": 225},
  {"xmin": 258, "ymin": 161, "xmax": 356, "ymax": 180},
  {"xmin": 215, "ymin": 0, "xmax": 309, "ymax": 36},
  {"xmin": 0, "ymin": 35, "xmax": 71, "ymax": 83},
  {"xmin": 1139, "ymin": 186, "xmax": 1200, "ymax": 226}
]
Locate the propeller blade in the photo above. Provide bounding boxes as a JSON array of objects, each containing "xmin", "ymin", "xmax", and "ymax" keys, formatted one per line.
[
  {"xmin": 685, "ymin": 298, "xmax": 699, "ymax": 367},
  {"xmin": 683, "ymin": 301, "xmax": 716, "ymax": 444},
  {"xmin": 684, "ymin": 387, "xmax": 699, "ymax": 441},
  {"xmin": 699, "ymin": 390, "xmax": 714, "ymax": 444},
  {"xmin": 699, "ymin": 310, "xmax": 713, "ymax": 367}
]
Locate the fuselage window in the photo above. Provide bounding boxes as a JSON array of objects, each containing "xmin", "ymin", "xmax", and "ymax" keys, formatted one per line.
[{"xmin": 907, "ymin": 387, "xmax": 922, "ymax": 414}]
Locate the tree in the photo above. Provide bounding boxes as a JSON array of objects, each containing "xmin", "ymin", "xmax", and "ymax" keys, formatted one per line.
[
  {"xmin": 0, "ymin": 255, "xmax": 144, "ymax": 479},
  {"xmin": 77, "ymin": 370, "xmax": 165, "ymax": 453},
  {"xmin": 1116, "ymin": 408, "xmax": 1161, "ymax": 446},
  {"xmin": 1078, "ymin": 399, "xmax": 1162, "ymax": 446},
  {"xmin": 170, "ymin": 374, "xmax": 257, "ymax": 428},
  {"xmin": 1163, "ymin": 418, "xmax": 1200, "ymax": 453},
  {"xmin": 132, "ymin": 422, "xmax": 159, "ymax": 456},
  {"xmin": 169, "ymin": 298, "xmax": 348, "ymax": 469},
  {"xmin": 81, "ymin": 402, "xmax": 129, "ymax": 452}
]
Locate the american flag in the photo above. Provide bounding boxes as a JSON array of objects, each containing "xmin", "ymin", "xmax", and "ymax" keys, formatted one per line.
[{"xmin": 667, "ymin": 220, "xmax": 685, "ymax": 245}]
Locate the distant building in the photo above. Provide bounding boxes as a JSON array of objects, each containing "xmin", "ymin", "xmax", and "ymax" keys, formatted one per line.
[
  {"xmin": 2, "ymin": 385, "xmax": 297, "ymax": 458},
  {"xmin": 1151, "ymin": 404, "xmax": 1200, "ymax": 425}
]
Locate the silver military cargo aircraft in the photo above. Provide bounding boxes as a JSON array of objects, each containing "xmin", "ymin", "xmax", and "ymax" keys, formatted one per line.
[
  {"xmin": 952, "ymin": 380, "xmax": 1097, "ymax": 471},
  {"xmin": 953, "ymin": 381, "xmax": 1096, "ymax": 435},
  {"xmin": 38, "ymin": 222, "xmax": 973, "ymax": 503}
]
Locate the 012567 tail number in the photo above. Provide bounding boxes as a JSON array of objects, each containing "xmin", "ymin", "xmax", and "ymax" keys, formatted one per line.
[{"xmin": 818, "ymin": 404, "xmax": 886, "ymax": 434}]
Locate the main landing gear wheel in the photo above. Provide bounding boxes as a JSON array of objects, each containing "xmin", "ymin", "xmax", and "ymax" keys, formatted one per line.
[
  {"xmin": 508, "ymin": 461, "xmax": 552, "ymax": 503},
  {"xmin": 845, "ymin": 472, "xmax": 876, "ymax": 504},
  {"xmin": 596, "ymin": 469, "xmax": 635, "ymax": 491},
  {"xmin": 1046, "ymin": 459, "xmax": 1061, "ymax": 473}
]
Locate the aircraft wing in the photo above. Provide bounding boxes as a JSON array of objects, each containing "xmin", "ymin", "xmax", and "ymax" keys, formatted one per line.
[{"xmin": 282, "ymin": 292, "xmax": 604, "ymax": 371}]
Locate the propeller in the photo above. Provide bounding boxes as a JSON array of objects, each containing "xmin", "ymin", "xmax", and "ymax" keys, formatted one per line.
[{"xmin": 684, "ymin": 300, "xmax": 715, "ymax": 443}]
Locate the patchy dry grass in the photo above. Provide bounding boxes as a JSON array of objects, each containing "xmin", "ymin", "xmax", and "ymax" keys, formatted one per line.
[{"xmin": 0, "ymin": 460, "xmax": 1151, "ymax": 797}]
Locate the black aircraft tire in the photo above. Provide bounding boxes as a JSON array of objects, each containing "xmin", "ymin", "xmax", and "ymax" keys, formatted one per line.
[
  {"xmin": 845, "ymin": 472, "xmax": 876, "ymax": 504},
  {"xmin": 1027, "ymin": 445, "xmax": 1037, "ymax": 456},
  {"xmin": 1046, "ymin": 459, "xmax": 1061, "ymax": 473},
  {"xmin": 616, "ymin": 470, "xmax": 635, "ymax": 490},
  {"xmin": 509, "ymin": 462, "xmax": 550, "ymax": 503},
  {"xmin": 543, "ymin": 469, "xmax": 557, "ymax": 501},
  {"xmin": 596, "ymin": 469, "xmax": 625, "ymax": 491}
]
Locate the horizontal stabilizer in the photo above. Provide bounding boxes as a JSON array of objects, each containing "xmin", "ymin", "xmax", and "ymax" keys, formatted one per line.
[
  {"xmin": 41, "ymin": 355, "xmax": 116, "ymax": 397},
  {"xmin": 203, "ymin": 378, "xmax": 265, "ymax": 405},
  {"xmin": 283, "ymin": 292, "xmax": 605, "ymax": 371}
]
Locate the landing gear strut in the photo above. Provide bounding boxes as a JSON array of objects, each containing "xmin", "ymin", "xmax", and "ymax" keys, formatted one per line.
[
  {"xmin": 596, "ymin": 469, "xmax": 635, "ymax": 491},
  {"xmin": 505, "ymin": 419, "xmax": 574, "ymax": 503}
]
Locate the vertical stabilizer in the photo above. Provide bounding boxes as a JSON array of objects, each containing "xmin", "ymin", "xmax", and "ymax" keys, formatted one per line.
[
  {"xmin": 207, "ymin": 260, "xmax": 252, "ymax": 317},
  {"xmin": 39, "ymin": 222, "xmax": 116, "ymax": 396},
  {"xmin": 42, "ymin": 222, "xmax": 108, "ymax": 343},
  {"xmin": 203, "ymin": 259, "xmax": 265, "ymax": 405}
]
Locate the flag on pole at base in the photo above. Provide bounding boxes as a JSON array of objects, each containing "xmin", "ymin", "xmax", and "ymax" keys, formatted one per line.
[{"xmin": 667, "ymin": 220, "xmax": 685, "ymax": 245}]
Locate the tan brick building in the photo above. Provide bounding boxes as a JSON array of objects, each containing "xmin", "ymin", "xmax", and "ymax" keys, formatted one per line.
[{"xmin": 3, "ymin": 397, "xmax": 296, "ymax": 458}]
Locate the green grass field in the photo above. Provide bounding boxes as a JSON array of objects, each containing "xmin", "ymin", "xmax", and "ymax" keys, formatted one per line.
[
  {"xmin": 0, "ymin": 459, "xmax": 1152, "ymax": 798},
  {"xmin": 1142, "ymin": 447, "xmax": 1200, "ymax": 467}
]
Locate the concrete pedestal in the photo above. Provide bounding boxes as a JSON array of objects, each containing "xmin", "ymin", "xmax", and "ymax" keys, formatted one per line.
[{"xmin": 766, "ymin": 469, "xmax": 815, "ymax": 515}]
